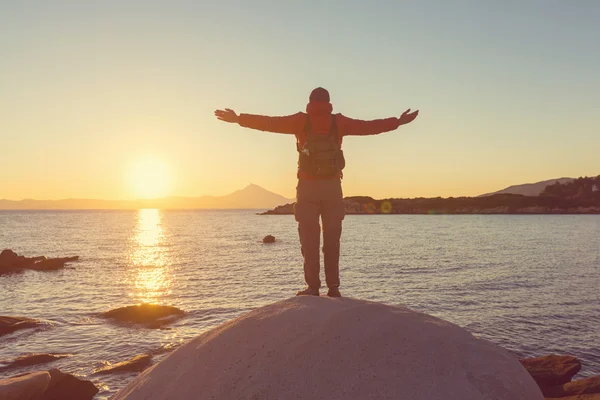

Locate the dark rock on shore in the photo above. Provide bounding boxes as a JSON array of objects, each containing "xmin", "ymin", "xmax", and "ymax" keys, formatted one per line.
[
  {"xmin": 0, "ymin": 249, "xmax": 79, "ymax": 274},
  {"xmin": 0, "ymin": 368, "xmax": 98, "ymax": 400},
  {"xmin": 262, "ymin": 235, "xmax": 275, "ymax": 243},
  {"xmin": 520, "ymin": 355, "xmax": 582, "ymax": 386},
  {"xmin": 94, "ymin": 354, "xmax": 152, "ymax": 375},
  {"xmin": 0, "ymin": 316, "xmax": 44, "ymax": 336},
  {"xmin": 100, "ymin": 303, "xmax": 185, "ymax": 327},
  {"xmin": 542, "ymin": 375, "xmax": 600, "ymax": 398},
  {"xmin": 0, "ymin": 354, "xmax": 71, "ymax": 372},
  {"xmin": 520, "ymin": 354, "xmax": 600, "ymax": 399}
]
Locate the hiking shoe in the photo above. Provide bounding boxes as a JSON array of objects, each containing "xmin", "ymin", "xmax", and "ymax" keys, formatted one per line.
[
  {"xmin": 327, "ymin": 288, "xmax": 341, "ymax": 297},
  {"xmin": 296, "ymin": 287, "xmax": 320, "ymax": 296}
]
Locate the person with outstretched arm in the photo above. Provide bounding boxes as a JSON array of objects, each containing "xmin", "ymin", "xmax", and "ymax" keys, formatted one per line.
[{"xmin": 215, "ymin": 87, "xmax": 418, "ymax": 297}]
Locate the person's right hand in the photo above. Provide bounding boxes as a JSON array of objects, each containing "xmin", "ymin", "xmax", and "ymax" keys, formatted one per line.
[{"xmin": 214, "ymin": 108, "xmax": 239, "ymax": 123}]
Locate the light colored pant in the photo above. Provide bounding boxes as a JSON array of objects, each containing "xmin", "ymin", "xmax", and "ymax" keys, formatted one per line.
[{"xmin": 294, "ymin": 179, "xmax": 345, "ymax": 289}]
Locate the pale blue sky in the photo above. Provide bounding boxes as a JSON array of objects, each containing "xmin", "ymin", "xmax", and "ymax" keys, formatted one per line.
[{"xmin": 1, "ymin": 0, "xmax": 598, "ymax": 200}]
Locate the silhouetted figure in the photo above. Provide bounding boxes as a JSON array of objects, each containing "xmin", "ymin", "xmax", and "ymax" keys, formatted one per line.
[{"xmin": 215, "ymin": 88, "xmax": 418, "ymax": 297}]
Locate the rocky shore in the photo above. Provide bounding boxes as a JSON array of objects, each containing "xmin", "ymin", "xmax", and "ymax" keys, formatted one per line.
[
  {"xmin": 110, "ymin": 297, "xmax": 543, "ymax": 400},
  {"xmin": 1, "ymin": 297, "xmax": 599, "ymax": 399},
  {"xmin": 1, "ymin": 253, "xmax": 598, "ymax": 399},
  {"xmin": 0, "ymin": 302, "xmax": 184, "ymax": 399}
]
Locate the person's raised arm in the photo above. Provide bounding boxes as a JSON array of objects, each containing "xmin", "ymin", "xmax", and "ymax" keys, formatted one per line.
[
  {"xmin": 214, "ymin": 108, "xmax": 304, "ymax": 135},
  {"xmin": 340, "ymin": 109, "xmax": 419, "ymax": 136}
]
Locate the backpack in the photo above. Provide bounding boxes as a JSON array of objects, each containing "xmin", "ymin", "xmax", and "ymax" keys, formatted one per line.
[{"xmin": 297, "ymin": 115, "xmax": 346, "ymax": 177}]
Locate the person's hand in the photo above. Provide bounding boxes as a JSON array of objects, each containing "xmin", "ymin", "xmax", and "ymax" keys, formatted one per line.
[
  {"xmin": 399, "ymin": 109, "xmax": 419, "ymax": 125},
  {"xmin": 214, "ymin": 108, "xmax": 239, "ymax": 123}
]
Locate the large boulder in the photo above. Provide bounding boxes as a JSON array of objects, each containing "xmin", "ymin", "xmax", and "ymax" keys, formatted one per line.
[
  {"xmin": 520, "ymin": 355, "xmax": 582, "ymax": 386},
  {"xmin": 94, "ymin": 354, "xmax": 152, "ymax": 375},
  {"xmin": 114, "ymin": 297, "xmax": 543, "ymax": 400},
  {"xmin": 100, "ymin": 304, "xmax": 185, "ymax": 328},
  {"xmin": 0, "ymin": 371, "xmax": 51, "ymax": 400},
  {"xmin": 0, "ymin": 316, "xmax": 44, "ymax": 336},
  {"xmin": 0, "ymin": 353, "xmax": 70, "ymax": 372}
]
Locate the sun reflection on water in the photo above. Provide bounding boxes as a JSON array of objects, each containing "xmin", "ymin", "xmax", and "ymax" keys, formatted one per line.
[{"xmin": 128, "ymin": 209, "xmax": 172, "ymax": 303}]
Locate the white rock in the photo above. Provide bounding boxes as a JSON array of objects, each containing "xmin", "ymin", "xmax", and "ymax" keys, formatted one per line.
[{"xmin": 114, "ymin": 296, "xmax": 543, "ymax": 400}]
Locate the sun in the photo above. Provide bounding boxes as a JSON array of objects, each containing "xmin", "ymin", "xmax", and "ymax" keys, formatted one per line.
[{"xmin": 128, "ymin": 157, "xmax": 170, "ymax": 199}]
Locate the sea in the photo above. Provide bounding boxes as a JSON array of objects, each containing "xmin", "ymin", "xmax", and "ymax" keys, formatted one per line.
[{"xmin": 1, "ymin": 210, "xmax": 599, "ymax": 399}]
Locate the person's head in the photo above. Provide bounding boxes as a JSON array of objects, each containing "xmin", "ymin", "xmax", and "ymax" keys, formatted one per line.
[{"xmin": 309, "ymin": 87, "xmax": 330, "ymax": 103}]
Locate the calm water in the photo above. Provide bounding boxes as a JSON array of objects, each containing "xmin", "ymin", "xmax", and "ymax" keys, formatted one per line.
[{"xmin": 1, "ymin": 210, "xmax": 599, "ymax": 398}]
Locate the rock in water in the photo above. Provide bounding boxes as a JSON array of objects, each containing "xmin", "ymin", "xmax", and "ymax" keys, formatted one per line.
[
  {"xmin": 0, "ymin": 316, "xmax": 44, "ymax": 336},
  {"xmin": 0, "ymin": 371, "xmax": 51, "ymax": 400},
  {"xmin": 262, "ymin": 235, "xmax": 276, "ymax": 243},
  {"xmin": 0, "ymin": 249, "xmax": 79, "ymax": 274},
  {"xmin": 113, "ymin": 297, "xmax": 543, "ymax": 400},
  {"xmin": 100, "ymin": 304, "xmax": 185, "ymax": 327},
  {"xmin": 520, "ymin": 354, "xmax": 581, "ymax": 386},
  {"xmin": 42, "ymin": 368, "xmax": 98, "ymax": 400},
  {"xmin": 542, "ymin": 375, "xmax": 600, "ymax": 398},
  {"xmin": 0, "ymin": 353, "xmax": 71, "ymax": 372},
  {"xmin": 26, "ymin": 256, "xmax": 79, "ymax": 271},
  {"xmin": 0, "ymin": 369, "xmax": 98, "ymax": 400},
  {"xmin": 94, "ymin": 354, "xmax": 152, "ymax": 375}
]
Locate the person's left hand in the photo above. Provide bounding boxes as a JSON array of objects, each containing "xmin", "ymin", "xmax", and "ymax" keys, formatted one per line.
[
  {"xmin": 399, "ymin": 109, "xmax": 419, "ymax": 125},
  {"xmin": 214, "ymin": 108, "xmax": 239, "ymax": 123}
]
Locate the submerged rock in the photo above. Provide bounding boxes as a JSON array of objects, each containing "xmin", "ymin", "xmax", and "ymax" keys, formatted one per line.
[
  {"xmin": 0, "ymin": 316, "xmax": 44, "ymax": 336},
  {"xmin": 26, "ymin": 257, "xmax": 79, "ymax": 271},
  {"xmin": 0, "ymin": 249, "xmax": 79, "ymax": 274},
  {"xmin": 0, "ymin": 353, "xmax": 71, "ymax": 372},
  {"xmin": 94, "ymin": 354, "xmax": 152, "ymax": 375},
  {"xmin": 114, "ymin": 296, "xmax": 543, "ymax": 400},
  {"xmin": 0, "ymin": 368, "xmax": 98, "ymax": 400},
  {"xmin": 262, "ymin": 235, "xmax": 276, "ymax": 243},
  {"xmin": 100, "ymin": 304, "xmax": 185, "ymax": 327},
  {"xmin": 520, "ymin": 354, "xmax": 581, "ymax": 386}
]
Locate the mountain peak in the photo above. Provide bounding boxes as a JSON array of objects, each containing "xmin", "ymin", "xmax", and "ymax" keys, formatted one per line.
[{"xmin": 244, "ymin": 183, "xmax": 262, "ymax": 190}]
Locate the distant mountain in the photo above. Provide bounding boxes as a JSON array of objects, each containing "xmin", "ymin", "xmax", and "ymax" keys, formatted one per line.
[
  {"xmin": 479, "ymin": 178, "xmax": 575, "ymax": 197},
  {"xmin": 0, "ymin": 184, "xmax": 295, "ymax": 210}
]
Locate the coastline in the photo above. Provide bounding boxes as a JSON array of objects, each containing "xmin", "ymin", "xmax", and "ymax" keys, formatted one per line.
[{"xmin": 260, "ymin": 194, "xmax": 600, "ymax": 215}]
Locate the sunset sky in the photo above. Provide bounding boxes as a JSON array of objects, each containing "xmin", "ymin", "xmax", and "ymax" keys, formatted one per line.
[{"xmin": 1, "ymin": 0, "xmax": 599, "ymax": 201}]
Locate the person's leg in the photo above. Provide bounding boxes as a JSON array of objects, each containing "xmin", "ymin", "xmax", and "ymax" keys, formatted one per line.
[
  {"xmin": 321, "ymin": 179, "xmax": 344, "ymax": 294},
  {"xmin": 294, "ymin": 179, "xmax": 322, "ymax": 293}
]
